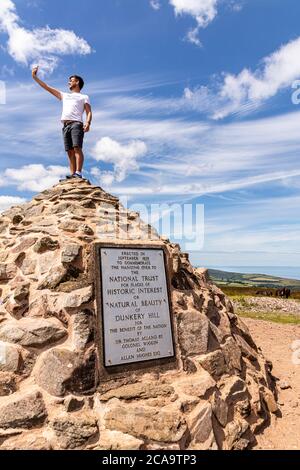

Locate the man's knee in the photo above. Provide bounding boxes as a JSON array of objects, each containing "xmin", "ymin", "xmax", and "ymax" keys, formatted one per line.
[{"xmin": 67, "ymin": 150, "xmax": 75, "ymax": 158}]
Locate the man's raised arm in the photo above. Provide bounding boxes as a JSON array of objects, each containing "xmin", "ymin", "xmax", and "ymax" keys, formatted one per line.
[{"xmin": 32, "ymin": 66, "xmax": 61, "ymax": 100}]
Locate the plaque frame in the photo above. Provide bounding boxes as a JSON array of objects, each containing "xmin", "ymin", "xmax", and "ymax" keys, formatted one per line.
[{"xmin": 94, "ymin": 242, "xmax": 177, "ymax": 377}]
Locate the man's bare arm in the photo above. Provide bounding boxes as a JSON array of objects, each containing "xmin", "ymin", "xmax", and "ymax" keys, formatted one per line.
[
  {"xmin": 83, "ymin": 103, "xmax": 92, "ymax": 132},
  {"xmin": 32, "ymin": 66, "xmax": 61, "ymax": 100}
]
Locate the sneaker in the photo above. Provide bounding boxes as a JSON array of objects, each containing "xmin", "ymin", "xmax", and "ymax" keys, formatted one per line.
[
  {"xmin": 59, "ymin": 174, "xmax": 74, "ymax": 182},
  {"xmin": 73, "ymin": 172, "xmax": 83, "ymax": 179}
]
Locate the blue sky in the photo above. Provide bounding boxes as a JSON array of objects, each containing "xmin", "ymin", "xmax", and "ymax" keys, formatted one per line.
[{"xmin": 1, "ymin": 0, "xmax": 300, "ymax": 268}]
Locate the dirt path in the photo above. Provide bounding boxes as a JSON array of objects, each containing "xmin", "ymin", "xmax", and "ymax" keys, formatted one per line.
[{"xmin": 244, "ymin": 318, "xmax": 300, "ymax": 450}]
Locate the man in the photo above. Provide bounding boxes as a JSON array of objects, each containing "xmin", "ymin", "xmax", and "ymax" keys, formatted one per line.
[{"xmin": 32, "ymin": 67, "xmax": 92, "ymax": 179}]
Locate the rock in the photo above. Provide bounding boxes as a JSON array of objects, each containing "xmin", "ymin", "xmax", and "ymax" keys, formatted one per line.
[
  {"xmin": 279, "ymin": 379, "xmax": 291, "ymax": 390},
  {"xmin": 96, "ymin": 430, "xmax": 144, "ymax": 450},
  {"xmin": 175, "ymin": 371, "xmax": 216, "ymax": 398},
  {"xmin": 0, "ymin": 390, "xmax": 47, "ymax": 429},
  {"xmin": 0, "ymin": 263, "xmax": 17, "ymax": 281},
  {"xmin": 177, "ymin": 311, "xmax": 209, "ymax": 356},
  {"xmin": 59, "ymin": 220, "xmax": 81, "ymax": 232},
  {"xmin": 61, "ymin": 244, "xmax": 81, "ymax": 263},
  {"xmin": 197, "ymin": 350, "xmax": 227, "ymax": 378},
  {"xmin": 104, "ymin": 403, "xmax": 187, "ymax": 443},
  {"xmin": 11, "ymin": 237, "xmax": 37, "ymax": 253},
  {"xmin": 4, "ymin": 297, "xmax": 28, "ymax": 319},
  {"xmin": 20, "ymin": 257, "xmax": 37, "ymax": 275},
  {"xmin": 37, "ymin": 265, "xmax": 68, "ymax": 290},
  {"xmin": 34, "ymin": 237, "xmax": 59, "ymax": 253},
  {"xmin": 61, "ymin": 286, "xmax": 93, "ymax": 309},
  {"xmin": 35, "ymin": 348, "xmax": 96, "ymax": 397},
  {"xmin": 221, "ymin": 337, "xmax": 242, "ymax": 371},
  {"xmin": 64, "ymin": 397, "xmax": 85, "ymax": 412},
  {"xmin": 261, "ymin": 388, "xmax": 278, "ymax": 413},
  {"xmin": 0, "ymin": 372, "xmax": 17, "ymax": 396},
  {"xmin": 50, "ymin": 411, "xmax": 98, "ymax": 449},
  {"xmin": 13, "ymin": 283, "xmax": 30, "ymax": 303},
  {"xmin": 219, "ymin": 376, "xmax": 248, "ymax": 404},
  {"xmin": 211, "ymin": 392, "xmax": 228, "ymax": 427},
  {"xmin": 79, "ymin": 224, "xmax": 94, "ymax": 235},
  {"xmin": 71, "ymin": 310, "xmax": 94, "ymax": 351},
  {"xmin": 0, "ymin": 341, "xmax": 20, "ymax": 373},
  {"xmin": 0, "ymin": 318, "xmax": 67, "ymax": 347},
  {"xmin": 38, "ymin": 251, "xmax": 60, "ymax": 275},
  {"xmin": 187, "ymin": 402, "xmax": 213, "ymax": 444},
  {"xmin": 234, "ymin": 334, "xmax": 258, "ymax": 362},
  {"xmin": 28, "ymin": 295, "xmax": 49, "ymax": 317},
  {"xmin": 235, "ymin": 399, "xmax": 251, "ymax": 418},
  {"xmin": 224, "ymin": 419, "xmax": 249, "ymax": 450},
  {"xmin": 100, "ymin": 383, "xmax": 174, "ymax": 402},
  {"xmin": 0, "ymin": 431, "xmax": 51, "ymax": 450}
]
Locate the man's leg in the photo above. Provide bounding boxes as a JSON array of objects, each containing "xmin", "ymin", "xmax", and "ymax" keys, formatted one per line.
[
  {"xmin": 74, "ymin": 146, "xmax": 84, "ymax": 173},
  {"xmin": 67, "ymin": 149, "xmax": 76, "ymax": 174}
]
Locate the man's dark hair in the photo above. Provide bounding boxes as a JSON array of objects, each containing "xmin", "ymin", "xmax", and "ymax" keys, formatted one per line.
[{"xmin": 70, "ymin": 75, "xmax": 84, "ymax": 90}]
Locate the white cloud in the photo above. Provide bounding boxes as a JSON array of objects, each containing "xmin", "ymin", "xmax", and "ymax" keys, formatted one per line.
[
  {"xmin": 0, "ymin": 0, "xmax": 92, "ymax": 75},
  {"xmin": 0, "ymin": 195, "xmax": 27, "ymax": 213},
  {"xmin": 2, "ymin": 164, "xmax": 68, "ymax": 191},
  {"xmin": 150, "ymin": 0, "xmax": 161, "ymax": 10},
  {"xmin": 185, "ymin": 37, "xmax": 300, "ymax": 118},
  {"xmin": 169, "ymin": 0, "xmax": 219, "ymax": 45},
  {"xmin": 91, "ymin": 137, "xmax": 148, "ymax": 183}
]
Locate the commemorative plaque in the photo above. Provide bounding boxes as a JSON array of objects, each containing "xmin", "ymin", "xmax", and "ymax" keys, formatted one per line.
[{"xmin": 98, "ymin": 246, "xmax": 175, "ymax": 367}]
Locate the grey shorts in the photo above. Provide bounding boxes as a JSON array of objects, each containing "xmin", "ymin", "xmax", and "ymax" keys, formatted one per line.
[{"xmin": 62, "ymin": 121, "xmax": 84, "ymax": 151}]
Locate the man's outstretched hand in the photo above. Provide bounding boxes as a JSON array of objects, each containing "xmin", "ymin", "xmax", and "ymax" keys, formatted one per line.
[{"xmin": 32, "ymin": 66, "xmax": 39, "ymax": 79}]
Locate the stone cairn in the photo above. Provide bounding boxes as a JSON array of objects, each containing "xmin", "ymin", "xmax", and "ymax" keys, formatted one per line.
[{"xmin": 0, "ymin": 179, "xmax": 277, "ymax": 450}]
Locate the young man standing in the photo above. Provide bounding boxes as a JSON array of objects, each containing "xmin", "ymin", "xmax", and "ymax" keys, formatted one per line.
[{"xmin": 32, "ymin": 67, "xmax": 92, "ymax": 179}]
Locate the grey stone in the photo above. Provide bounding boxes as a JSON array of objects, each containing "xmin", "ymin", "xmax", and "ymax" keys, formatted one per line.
[
  {"xmin": 20, "ymin": 257, "xmax": 37, "ymax": 275},
  {"xmin": 105, "ymin": 403, "xmax": 187, "ymax": 443},
  {"xmin": 0, "ymin": 372, "xmax": 17, "ymax": 396},
  {"xmin": 61, "ymin": 244, "xmax": 81, "ymax": 263},
  {"xmin": 59, "ymin": 220, "xmax": 81, "ymax": 232},
  {"xmin": 0, "ymin": 431, "xmax": 50, "ymax": 450},
  {"xmin": 0, "ymin": 341, "xmax": 20, "ymax": 373},
  {"xmin": 100, "ymin": 383, "xmax": 174, "ymax": 402},
  {"xmin": 175, "ymin": 371, "xmax": 216, "ymax": 398},
  {"xmin": 221, "ymin": 337, "xmax": 242, "ymax": 371},
  {"xmin": 224, "ymin": 419, "xmax": 249, "ymax": 450},
  {"xmin": 11, "ymin": 237, "xmax": 37, "ymax": 253},
  {"xmin": 35, "ymin": 347, "xmax": 96, "ymax": 397},
  {"xmin": 64, "ymin": 397, "xmax": 85, "ymax": 412},
  {"xmin": 0, "ymin": 318, "xmax": 67, "ymax": 347},
  {"xmin": 234, "ymin": 334, "xmax": 258, "ymax": 362},
  {"xmin": 33, "ymin": 237, "xmax": 59, "ymax": 253},
  {"xmin": 211, "ymin": 393, "xmax": 228, "ymax": 427},
  {"xmin": 96, "ymin": 430, "xmax": 144, "ymax": 450},
  {"xmin": 61, "ymin": 286, "xmax": 93, "ymax": 309},
  {"xmin": 13, "ymin": 283, "xmax": 30, "ymax": 303},
  {"xmin": 177, "ymin": 311, "xmax": 209, "ymax": 356},
  {"xmin": 0, "ymin": 263, "xmax": 17, "ymax": 281},
  {"xmin": 37, "ymin": 265, "xmax": 68, "ymax": 290},
  {"xmin": 0, "ymin": 390, "xmax": 47, "ymax": 429},
  {"xmin": 197, "ymin": 350, "xmax": 228, "ymax": 378},
  {"xmin": 71, "ymin": 310, "xmax": 94, "ymax": 350},
  {"xmin": 219, "ymin": 376, "xmax": 248, "ymax": 404},
  {"xmin": 50, "ymin": 411, "xmax": 98, "ymax": 449},
  {"xmin": 187, "ymin": 402, "xmax": 213, "ymax": 444}
]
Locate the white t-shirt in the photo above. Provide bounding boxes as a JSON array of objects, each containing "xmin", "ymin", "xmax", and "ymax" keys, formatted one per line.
[{"xmin": 60, "ymin": 92, "xmax": 90, "ymax": 122}]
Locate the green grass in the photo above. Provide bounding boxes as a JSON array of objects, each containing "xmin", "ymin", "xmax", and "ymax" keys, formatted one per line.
[
  {"xmin": 217, "ymin": 285, "xmax": 300, "ymax": 300},
  {"xmin": 236, "ymin": 310, "xmax": 300, "ymax": 325}
]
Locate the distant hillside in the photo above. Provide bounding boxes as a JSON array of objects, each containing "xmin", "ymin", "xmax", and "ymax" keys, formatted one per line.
[{"xmin": 208, "ymin": 268, "xmax": 300, "ymax": 290}]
